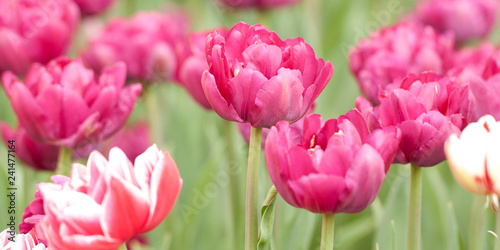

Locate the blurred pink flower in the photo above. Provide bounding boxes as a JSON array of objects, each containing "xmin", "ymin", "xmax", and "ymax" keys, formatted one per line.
[
  {"xmin": 82, "ymin": 11, "xmax": 189, "ymax": 83},
  {"xmin": 1, "ymin": 57, "xmax": 142, "ymax": 149},
  {"xmin": 445, "ymin": 115, "xmax": 500, "ymax": 195},
  {"xmin": 0, "ymin": 0, "xmax": 79, "ymax": 76},
  {"xmin": 357, "ymin": 73, "xmax": 468, "ymax": 166},
  {"xmin": 0, "ymin": 228, "xmax": 47, "ymax": 250},
  {"xmin": 178, "ymin": 28, "xmax": 227, "ymax": 109},
  {"xmin": 99, "ymin": 122, "xmax": 151, "ymax": 162},
  {"xmin": 349, "ymin": 22, "xmax": 455, "ymax": 104},
  {"xmin": 37, "ymin": 145, "xmax": 182, "ymax": 249},
  {"xmin": 73, "ymin": 0, "xmax": 117, "ymax": 16},
  {"xmin": 413, "ymin": 0, "xmax": 498, "ymax": 43},
  {"xmin": 264, "ymin": 111, "xmax": 400, "ymax": 214},
  {"xmin": 202, "ymin": 22, "xmax": 333, "ymax": 128},
  {"xmin": 219, "ymin": 0, "xmax": 301, "ymax": 8}
]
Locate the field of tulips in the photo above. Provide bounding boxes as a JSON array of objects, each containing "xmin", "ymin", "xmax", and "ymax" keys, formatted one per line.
[{"xmin": 1, "ymin": 0, "xmax": 500, "ymax": 249}]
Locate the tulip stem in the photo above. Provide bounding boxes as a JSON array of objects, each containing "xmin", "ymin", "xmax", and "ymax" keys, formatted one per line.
[
  {"xmin": 469, "ymin": 195, "xmax": 486, "ymax": 250},
  {"xmin": 408, "ymin": 164, "xmax": 422, "ymax": 250},
  {"xmin": 118, "ymin": 244, "xmax": 128, "ymax": 250},
  {"xmin": 495, "ymin": 205, "xmax": 500, "ymax": 250},
  {"xmin": 245, "ymin": 126, "xmax": 262, "ymax": 250},
  {"xmin": 56, "ymin": 146, "xmax": 72, "ymax": 176},
  {"xmin": 320, "ymin": 213, "xmax": 335, "ymax": 250}
]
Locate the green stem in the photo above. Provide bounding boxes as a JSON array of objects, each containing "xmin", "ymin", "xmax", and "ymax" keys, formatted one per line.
[
  {"xmin": 56, "ymin": 146, "xmax": 72, "ymax": 176},
  {"xmin": 224, "ymin": 120, "xmax": 241, "ymax": 249},
  {"xmin": 469, "ymin": 195, "xmax": 486, "ymax": 250},
  {"xmin": 320, "ymin": 213, "xmax": 335, "ymax": 250},
  {"xmin": 146, "ymin": 88, "xmax": 164, "ymax": 148},
  {"xmin": 245, "ymin": 126, "xmax": 262, "ymax": 250},
  {"xmin": 496, "ymin": 206, "xmax": 500, "ymax": 250},
  {"xmin": 408, "ymin": 165, "xmax": 422, "ymax": 250},
  {"xmin": 117, "ymin": 243, "xmax": 127, "ymax": 250}
]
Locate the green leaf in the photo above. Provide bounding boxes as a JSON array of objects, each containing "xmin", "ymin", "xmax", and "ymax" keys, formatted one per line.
[{"xmin": 258, "ymin": 185, "xmax": 279, "ymax": 250}]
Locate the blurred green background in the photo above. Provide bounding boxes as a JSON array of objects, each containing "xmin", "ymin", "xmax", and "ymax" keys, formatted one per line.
[{"xmin": 1, "ymin": 0, "xmax": 500, "ymax": 249}]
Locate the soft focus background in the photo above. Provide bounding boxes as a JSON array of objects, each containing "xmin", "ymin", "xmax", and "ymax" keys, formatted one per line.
[{"xmin": 1, "ymin": 0, "xmax": 499, "ymax": 249}]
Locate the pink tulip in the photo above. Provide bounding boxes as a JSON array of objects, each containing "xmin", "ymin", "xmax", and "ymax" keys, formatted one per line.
[
  {"xmin": 414, "ymin": 0, "xmax": 498, "ymax": 43},
  {"xmin": 264, "ymin": 111, "xmax": 400, "ymax": 214},
  {"xmin": 0, "ymin": 229, "xmax": 47, "ymax": 250},
  {"xmin": 82, "ymin": 11, "xmax": 189, "ymax": 83},
  {"xmin": 37, "ymin": 145, "xmax": 182, "ymax": 249},
  {"xmin": 1, "ymin": 57, "xmax": 142, "ymax": 149},
  {"xmin": 99, "ymin": 122, "xmax": 151, "ymax": 162},
  {"xmin": 178, "ymin": 28, "xmax": 227, "ymax": 109},
  {"xmin": 218, "ymin": 0, "xmax": 301, "ymax": 8},
  {"xmin": 202, "ymin": 22, "xmax": 333, "ymax": 128},
  {"xmin": 357, "ymin": 73, "xmax": 468, "ymax": 167},
  {"xmin": 73, "ymin": 0, "xmax": 117, "ymax": 16},
  {"xmin": 0, "ymin": 0, "xmax": 79, "ymax": 76},
  {"xmin": 349, "ymin": 22, "xmax": 455, "ymax": 104},
  {"xmin": 445, "ymin": 115, "xmax": 500, "ymax": 195}
]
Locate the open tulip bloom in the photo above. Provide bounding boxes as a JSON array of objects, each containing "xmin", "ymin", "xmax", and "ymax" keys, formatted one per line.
[
  {"xmin": 33, "ymin": 145, "xmax": 182, "ymax": 249},
  {"xmin": 265, "ymin": 110, "xmax": 400, "ymax": 248},
  {"xmin": 202, "ymin": 22, "xmax": 333, "ymax": 128},
  {"xmin": 1, "ymin": 57, "xmax": 142, "ymax": 150}
]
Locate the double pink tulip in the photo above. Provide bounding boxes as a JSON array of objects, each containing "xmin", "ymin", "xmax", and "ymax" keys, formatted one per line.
[
  {"xmin": 1, "ymin": 57, "xmax": 142, "ymax": 149},
  {"xmin": 202, "ymin": 22, "xmax": 333, "ymax": 128},
  {"xmin": 0, "ymin": 0, "xmax": 79, "ymax": 76},
  {"xmin": 413, "ymin": 0, "xmax": 498, "ymax": 43},
  {"xmin": 73, "ymin": 0, "xmax": 117, "ymax": 16},
  {"xmin": 218, "ymin": 0, "xmax": 301, "ymax": 8},
  {"xmin": 349, "ymin": 22, "xmax": 455, "ymax": 104},
  {"xmin": 264, "ymin": 111, "xmax": 400, "ymax": 214},
  {"xmin": 37, "ymin": 145, "xmax": 182, "ymax": 249},
  {"xmin": 358, "ymin": 72, "xmax": 468, "ymax": 167},
  {"xmin": 82, "ymin": 11, "xmax": 188, "ymax": 82},
  {"xmin": 178, "ymin": 28, "xmax": 227, "ymax": 109},
  {"xmin": 0, "ymin": 229, "xmax": 46, "ymax": 250}
]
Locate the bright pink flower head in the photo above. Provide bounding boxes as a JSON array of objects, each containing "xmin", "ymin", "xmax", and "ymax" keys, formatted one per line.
[
  {"xmin": 349, "ymin": 22, "xmax": 455, "ymax": 104},
  {"xmin": 1, "ymin": 57, "xmax": 142, "ymax": 149},
  {"xmin": 264, "ymin": 111, "xmax": 401, "ymax": 214},
  {"xmin": 218, "ymin": 0, "xmax": 301, "ymax": 8},
  {"xmin": 82, "ymin": 11, "xmax": 189, "ymax": 83},
  {"xmin": 0, "ymin": 228, "xmax": 47, "ymax": 250},
  {"xmin": 99, "ymin": 122, "xmax": 151, "ymax": 162},
  {"xmin": 73, "ymin": 0, "xmax": 117, "ymax": 16},
  {"xmin": 37, "ymin": 145, "xmax": 182, "ymax": 249},
  {"xmin": 0, "ymin": 0, "xmax": 80, "ymax": 76},
  {"xmin": 203, "ymin": 22, "xmax": 333, "ymax": 128},
  {"xmin": 178, "ymin": 28, "xmax": 228, "ymax": 109},
  {"xmin": 414, "ymin": 0, "xmax": 498, "ymax": 43},
  {"xmin": 357, "ymin": 73, "xmax": 468, "ymax": 167}
]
